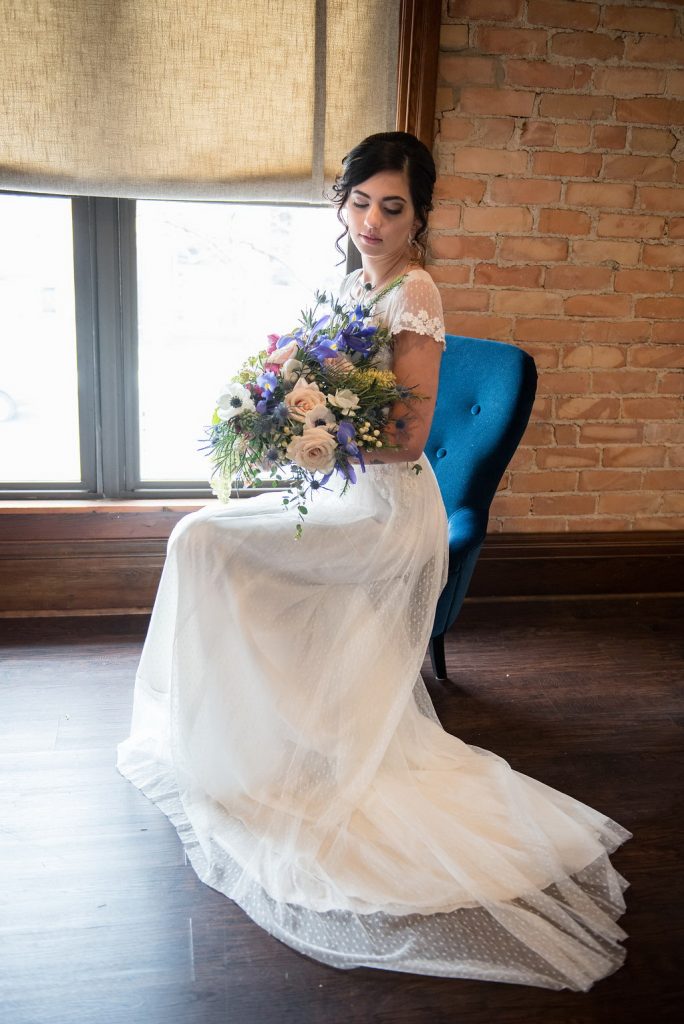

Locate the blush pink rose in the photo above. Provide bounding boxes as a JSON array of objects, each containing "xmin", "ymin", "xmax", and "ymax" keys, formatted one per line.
[
  {"xmin": 284, "ymin": 376, "xmax": 327, "ymax": 422},
  {"xmin": 286, "ymin": 427, "xmax": 337, "ymax": 473}
]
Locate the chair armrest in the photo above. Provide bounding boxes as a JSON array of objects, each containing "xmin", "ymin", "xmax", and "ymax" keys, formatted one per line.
[{"xmin": 447, "ymin": 506, "xmax": 488, "ymax": 561}]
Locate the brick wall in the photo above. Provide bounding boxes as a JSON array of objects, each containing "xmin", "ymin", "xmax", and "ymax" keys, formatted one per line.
[{"xmin": 430, "ymin": 0, "xmax": 683, "ymax": 532}]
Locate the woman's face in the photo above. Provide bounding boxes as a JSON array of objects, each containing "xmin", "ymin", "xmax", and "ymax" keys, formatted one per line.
[{"xmin": 343, "ymin": 169, "xmax": 419, "ymax": 261}]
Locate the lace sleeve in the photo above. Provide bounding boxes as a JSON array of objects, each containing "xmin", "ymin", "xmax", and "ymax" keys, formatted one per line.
[{"xmin": 386, "ymin": 271, "xmax": 446, "ymax": 348}]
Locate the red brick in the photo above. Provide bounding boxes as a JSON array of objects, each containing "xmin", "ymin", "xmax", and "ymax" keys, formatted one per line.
[
  {"xmin": 602, "ymin": 155, "xmax": 674, "ymax": 183},
  {"xmin": 440, "ymin": 288, "xmax": 490, "ymax": 312},
  {"xmin": 602, "ymin": 445, "xmax": 666, "ymax": 468},
  {"xmin": 440, "ymin": 117, "xmax": 476, "ymax": 142},
  {"xmin": 565, "ymin": 182, "xmax": 635, "ymax": 208},
  {"xmin": 550, "ymin": 32, "xmax": 624, "ymax": 61},
  {"xmin": 563, "ymin": 345, "xmax": 625, "ymax": 368},
  {"xmin": 603, "ymin": 4, "xmax": 677, "ymax": 35},
  {"xmin": 430, "ymin": 235, "xmax": 496, "ymax": 260},
  {"xmin": 429, "ymin": 266, "xmax": 471, "ymax": 286},
  {"xmin": 440, "ymin": 56, "xmax": 497, "ymax": 86},
  {"xmin": 652, "ymin": 323, "xmax": 684, "ymax": 342},
  {"xmin": 637, "ymin": 515, "xmax": 684, "ymax": 529},
  {"xmin": 462, "ymin": 206, "xmax": 533, "ymax": 233},
  {"xmin": 522, "ymin": 343, "xmax": 561, "ymax": 369},
  {"xmin": 523, "ymin": 423, "xmax": 555, "ymax": 445},
  {"xmin": 643, "ymin": 244, "xmax": 684, "ymax": 269},
  {"xmin": 459, "ymin": 87, "xmax": 536, "ymax": 118},
  {"xmin": 510, "ymin": 471, "xmax": 578, "ymax": 492},
  {"xmin": 597, "ymin": 493, "xmax": 661, "ymax": 515},
  {"xmin": 564, "ymin": 294, "xmax": 632, "ymax": 318},
  {"xmin": 578, "ymin": 469, "xmax": 641, "ymax": 491},
  {"xmin": 494, "ymin": 291, "xmax": 564, "ymax": 315},
  {"xmin": 505, "ymin": 60, "xmax": 576, "ymax": 90},
  {"xmin": 555, "ymin": 123, "xmax": 592, "ymax": 149},
  {"xmin": 622, "ymin": 398, "xmax": 682, "ymax": 419},
  {"xmin": 670, "ymin": 220, "xmax": 684, "ymax": 240},
  {"xmin": 514, "ymin": 318, "xmax": 582, "ymax": 343},
  {"xmin": 644, "ymin": 423, "xmax": 684, "ymax": 444},
  {"xmin": 443, "ymin": 314, "xmax": 514, "ymax": 341},
  {"xmin": 477, "ymin": 118, "xmax": 518, "ymax": 146},
  {"xmin": 630, "ymin": 128, "xmax": 676, "ymax": 155},
  {"xmin": 668, "ymin": 70, "xmax": 684, "ymax": 97},
  {"xmin": 546, "ymin": 267, "xmax": 613, "ymax": 293},
  {"xmin": 520, "ymin": 121, "xmax": 556, "ymax": 147},
  {"xmin": 532, "ymin": 494, "xmax": 597, "ymax": 515},
  {"xmin": 616, "ymin": 98, "xmax": 684, "ymax": 128},
  {"xmin": 435, "ymin": 88, "xmax": 457, "ymax": 116},
  {"xmin": 474, "ymin": 264, "xmax": 543, "ymax": 288},
  {"xmin": 538, "ymin": 210, "xmax": 592, "ymax": 236},
  {"xmin": 452, "ymin": 147, "xmax": 529, "ymax": 175},
  {"xmin": 428, "ymin": 206, "xmax": 462, "ymax": 230},
  {"xmin": 597, "ymin": 214, "xmax": 665, "ymax": 239},
  {"xmin": 539, "ymin": 93, "xmax": 613, "ymax": 121},
  {"xmin": 583, "ymin": 321, "xmax": 651, "ymax": 343},
  {"xmin": 593, "ymin": 125, "xmax": 628, "ymax": 151},
  {"xmin": 553, "ymin": 424, "xmax": 579, "ymax": 444},
  {"xmin": 591, "ymin": 370, "xmax": 657, "ymax": 393},
  {"xmin": 624, "ymin": 37, "xmax": 684, "ymax": 65},
  {"xmin": 532, "ymin": 151, "xmax": 601, "ymax": 178},
  {"xmin": 531, "ymin": 396, "xmax": 553, "ymax": 418},
  {"xmin": 476, "ymin": 27, "xmax": 548, "ymax": 57},
  {"xmin": 635, "ymin": 297, "xmax": 684, "ymax": 320},
  {"xmin": 556, "ymin": 397, "xmax": 621, "ymax": 420},
  {"xmin": 661, "ymin": 494, "xmax": 684, "ymax": 514},
  {"xmin": 498, "ymin": 516, "xmax": 575, "ymax": 532},
  {"xmin": 454, "ymin": 0, "xmax": 522, "ymax": 19},
  {"xmin": 658, "ymin": 372, "xmax": 684, "ymax": 396},
  {"xmin": 490, "ymin": 178, "xmax": 561, "ymax": 204},
  {"xmin": 570, "ymin": 518, "xmax": 634, "ymax": 531},
  {"xmin": 538, "ymin": 370, "xmax": 591, "ymax": 394},
  {"xmin": 614, "ymin": 269, "xmax": 670, "ymax": 293},
  {"xmin": 528, "ymin": 0, "xmax": 599, "ymax": 29},
  {"xmin": 580, "ymin": 423, "xmax": 643, "ymax": 443},
  {"xmin": 639, "ymin": 187, "xmax": 684, "ymax": 213},
  {"xmin": 434, "ymin": 177, "xmax": 486, "ymax": 203},
  {"xmin": 440, "ymin": 24, "xmax": 469, "ymax": 50},
  {"xmin": 642, "ymin": 470, "xmax": 684, "ymax": 490},
  {"xmin": 572, "ymin": 240, "xmax": 640, "ymax": 265},
  {"xmin": 489, "ymin": 494, "xmax": 533, "ymax": 518},
  {"xmin": 593, "ymin": 67, "xmax": 667, "ymax": 97},
  {"xmin": 508, "ymin": 448, "xmax": 536, "ymax": 471},
  {"xmin": 500, "ymin": 236, "xmax": 568, "ymax": 262},
  {"xmin": 536, "ymin": 447, "xmax": 599, "ymax": 469}
]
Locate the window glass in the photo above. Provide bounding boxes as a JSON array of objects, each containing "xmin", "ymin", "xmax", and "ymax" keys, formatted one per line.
[
  {"xmin": 135, "ymin": 202, "xmax": 345, "ymax": 483},
  {"xmin": 0, "ymin": 195, "xmax": 80, "ymax": 483}
]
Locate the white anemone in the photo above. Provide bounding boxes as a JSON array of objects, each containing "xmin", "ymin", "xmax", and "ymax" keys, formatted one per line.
[{"xmin": 216, "ymin": 383, "xmax": 255, "ymax": 421}]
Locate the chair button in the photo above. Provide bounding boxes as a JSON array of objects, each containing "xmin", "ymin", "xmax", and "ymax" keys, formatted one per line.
[
  {"xmin": 470, "ymin": 404, "xmax": 481, "ymax": 415},
  {"xmin": 436, "ymin": 448, "xmax": 447, "ymax": 459}
]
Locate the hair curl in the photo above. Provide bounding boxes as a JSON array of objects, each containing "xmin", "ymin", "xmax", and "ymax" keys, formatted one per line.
[{"xmin": 326, "ymin": 131, "xmax": 436, "ymax": 265}]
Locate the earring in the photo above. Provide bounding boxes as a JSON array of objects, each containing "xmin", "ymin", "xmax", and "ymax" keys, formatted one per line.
[{"xmin": 408, "ymin": 235, "xmax": 422, "ymax": 260}]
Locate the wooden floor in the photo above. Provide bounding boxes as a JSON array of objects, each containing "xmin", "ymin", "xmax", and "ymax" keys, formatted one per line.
[{"xmin": 1, "ymin": 598, "xmax": 682, "ymax": 1024}]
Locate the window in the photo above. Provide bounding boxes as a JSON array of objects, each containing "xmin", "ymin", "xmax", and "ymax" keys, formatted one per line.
[{"xmin": 0, "ymin": 194, "xmax": 346, "ymax": 498}]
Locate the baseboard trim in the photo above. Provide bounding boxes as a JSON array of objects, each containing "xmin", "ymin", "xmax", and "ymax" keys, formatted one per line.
[{"xmin": 0, "ymin": 506, "xmax": 682, "ymax": 614}]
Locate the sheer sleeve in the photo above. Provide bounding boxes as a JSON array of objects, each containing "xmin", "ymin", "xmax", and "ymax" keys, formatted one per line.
[{"xmin": 384, "ymin": 270, "xmax": 446, "ymax": 348}]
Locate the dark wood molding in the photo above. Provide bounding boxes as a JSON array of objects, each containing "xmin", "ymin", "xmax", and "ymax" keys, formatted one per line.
[
  {"xmin": 396, "ymin": 0, "xmax": 442, "ymax": 146},
  {"xmin": 0, "ymin": 505, "xmax": 682, "ymax": 614}
]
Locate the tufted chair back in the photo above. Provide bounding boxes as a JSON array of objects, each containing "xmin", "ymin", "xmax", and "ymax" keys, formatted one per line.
[{"xmin": 424, "ymin": 334, "xmax": 537, "ymax": 679}]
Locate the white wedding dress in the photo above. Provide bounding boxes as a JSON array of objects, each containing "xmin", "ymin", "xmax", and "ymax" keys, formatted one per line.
[{"xmin": 117, "ymin": 267, "xmax": 632, "ymax": 991}]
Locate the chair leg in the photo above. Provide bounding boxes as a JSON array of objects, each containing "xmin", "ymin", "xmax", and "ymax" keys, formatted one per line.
[{"xmin": 429, "ymin": 634, "xmax": 448, "ymax": 681}]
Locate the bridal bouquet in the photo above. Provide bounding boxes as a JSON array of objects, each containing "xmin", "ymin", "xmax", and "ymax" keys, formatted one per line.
[{"xmin": 204, "ymin": 275, "xmax": 420, "ymax": 537}]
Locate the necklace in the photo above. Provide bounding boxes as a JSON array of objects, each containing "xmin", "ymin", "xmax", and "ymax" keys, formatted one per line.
[{"xmin": 356, "ymin": 259, "xmax": 418, "ymax": 299}]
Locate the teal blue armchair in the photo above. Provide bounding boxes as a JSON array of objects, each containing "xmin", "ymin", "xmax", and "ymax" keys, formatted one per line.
[{"xmin": 425, "ymin": 335, "xmax": 537, "ymax": 681}]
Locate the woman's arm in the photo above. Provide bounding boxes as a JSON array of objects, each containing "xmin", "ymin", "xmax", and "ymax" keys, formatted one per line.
[{"xmin": 360, "ymin": 329, "xmax": 443, "ymax": 465}]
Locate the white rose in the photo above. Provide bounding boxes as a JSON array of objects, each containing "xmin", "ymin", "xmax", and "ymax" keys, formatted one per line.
[
  {"xmin": 328, "ymin": 388, "xmax": 360, "ymax": 415},
  {"xmin": 304, "ymin": 404, "xmax": 337, "ymax": 432},
  {"xmin": 282, "ymin": 358, "xmax": 303, "ymax": 382},
  {"xmin": 216, "ymin": 382, "xmax": 255, "ymax": 420},
  {"xmin": 284, "ymin": 376, "xmax": 327, "ymax": 422},
  {"xmin": 286, "ymin": 427, "xmax": 337, "ymax": 473}
]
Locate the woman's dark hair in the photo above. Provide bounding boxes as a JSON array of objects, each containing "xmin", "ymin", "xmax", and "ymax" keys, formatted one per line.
[{"xmin": 326, "ymin": 131, "xmax": 436, "ymax": 264}]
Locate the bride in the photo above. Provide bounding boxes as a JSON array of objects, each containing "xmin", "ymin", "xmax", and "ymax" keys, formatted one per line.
[{"xmin": 117, "ymin": 131, "xmax": 632, "ymax": 991}]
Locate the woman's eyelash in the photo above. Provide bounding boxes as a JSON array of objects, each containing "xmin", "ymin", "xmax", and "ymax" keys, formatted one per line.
[{"xmin": 352, "ymin": 202, "xmax": 402, "ymax": 215}]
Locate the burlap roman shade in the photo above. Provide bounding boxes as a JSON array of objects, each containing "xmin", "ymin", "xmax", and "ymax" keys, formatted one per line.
[{"xmin": 0, "ymin": 0, "xmax": 400, "ymax": 201}]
